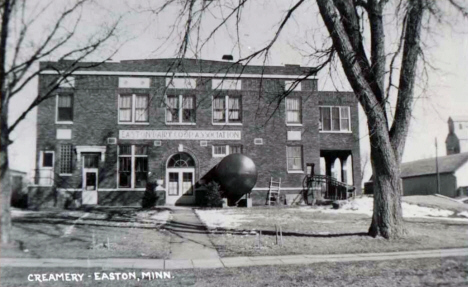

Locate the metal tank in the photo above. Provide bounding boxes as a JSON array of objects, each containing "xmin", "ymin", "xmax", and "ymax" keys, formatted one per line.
[{"xmin": 214, "ymin": 154, "xmax": 257, "ymax": 202}]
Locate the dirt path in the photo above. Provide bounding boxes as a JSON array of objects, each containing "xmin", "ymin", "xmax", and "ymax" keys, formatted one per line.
[{"xmin": 163, "ymin": 208, "xmax": 219, "ymax": 259}]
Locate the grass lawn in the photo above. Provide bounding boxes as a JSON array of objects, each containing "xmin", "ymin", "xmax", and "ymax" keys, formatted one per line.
[
  {"xmin": 1, "ymin": 208, "xmax": 171, "ymax": 259},
  {"xmin": 1, "ymin": 257, "xmax": 467, "ymax": 286},
  {"xmin": 196, "ymin": 206, "xmax": 468, "ymax": 257}
]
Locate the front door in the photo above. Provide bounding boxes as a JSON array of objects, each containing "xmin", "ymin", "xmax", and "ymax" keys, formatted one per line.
[
  {"xmin": 165, "ymin": 152, "xmax": 196, "ymax": 205},
  {"xmin": 166, "ymin": 168, "xmax": 195, "ymax": 205},
  {"xmin": 82, "ymin": 153, "xmax": 99, "ymax": 205}
]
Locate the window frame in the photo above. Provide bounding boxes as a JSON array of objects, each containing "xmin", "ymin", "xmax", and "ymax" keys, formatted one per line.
[
  {"xmin": 118, "ymin": 94, "xmax": 150, "ymax": 125},
  {"xmin": 212, "ymin": 95, "xmax": 243, "ymax": 125},
  {"xmin": 286, "ymin": 145, "xmax": 304, "ymax": 173},
  {"xmin": 319, "ymin": 106, "xmax": 351, "ymax": 133},
  {"xmin": 56, "ymin": 94, "xmax": 74, "ymax": 124},
  {"xmin": 285, "ymin": 96, "xmax": 302, "ymax": 125},
  {"xmin": 117, "ymin": 145, "xmax": 148, "ymax": 189},
  {"xmin": 165, "ymin": 94, "xmax": 196, "ymax": 125}
]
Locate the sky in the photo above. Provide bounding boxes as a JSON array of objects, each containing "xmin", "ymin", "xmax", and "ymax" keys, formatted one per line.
[{"xmin": 7, "ymin": 0, "xmax": 468, "ymax": 182}]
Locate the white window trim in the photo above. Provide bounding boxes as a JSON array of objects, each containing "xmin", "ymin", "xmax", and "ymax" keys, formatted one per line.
[
  {"xmin": 165, "ymin": 95, "xmax": 197, "ymax": 125},
  {"xmin": 284, "ymin": 80, "xmax": 301, "ymax": 91},
  {"xmin": 319, "ymin": 106, "xmax": 351, "ymax": 133},
  {"xmin": 285, "ymin": 96, "xmax": 302, "ymax": 125},
  {"xmin": 55, "ymin": 94, "xmax": 73, "ymax": 124},
  {"xmin": 118, "ymin": 94, "xmax": 150, "ymax": 125},
  {"xmin": 286, "ymin": 145, "xmax": 304, "ymax": 173},
  {"xmin": 211, "ymin": 95, "xmax": 243, "ymax": 125},
  {"xmin": 117, "ymin": 145, "xmax": 148, "ymax": 189}
]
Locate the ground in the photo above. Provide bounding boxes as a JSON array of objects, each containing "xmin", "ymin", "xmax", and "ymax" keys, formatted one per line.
[
  {"xmin": 1, "ymin": 257, "xmax": 466, "ymax": 286},
  {"xmin": 1, "ymin": 207, "xmax": 172, "ymax": 259},
  {"xmin": 196, "ymin": 196, "xmax": 468, "ymax": 257},
  {"xmin": 1, "ymin": 195, "xmax": 467, "ymax": 286}
]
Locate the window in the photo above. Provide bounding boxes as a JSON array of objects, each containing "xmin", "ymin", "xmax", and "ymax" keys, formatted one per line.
[
  {"xmin": 287, "ymin": 146, "xmax": 303, "ymax": 172},
  {"xmin": 118, "ymin": 145, "xmax": 148, "ymax": 188},
  {"xmin": 57, "ymin": 94, "xmax": 73, "ymax": 123},
  {"xmin": 212, "ymin": 145, "xmax": 243, "ymax": 157},
  {"xmin": 42, "ymin": 151, "xmax": 54, "ymax": 168},
  {"xmin": 134, "ymin": 146, "xmax": 148, "ymax": 188},
  {"xmin": 230, "ymin": 145, "xmax": 243, "ymax": 154},
  {"xmin": 166, "ymin": 95, "xmax": 196, "ymax": 124},
  {"xmin": 83, "ymin": 153, "xmax": 99, "ymax": 168},
  {"xmin": 212, "ymin": 145, "xmax": 228, "ymax": 157},
  {"xmin": 60, "ymin": 145, "xmax": 73, "ymax": 174},
  {"xmin": 213, "ymin": 95, "xmax": 242, "ymax": 124},
  {"xmin": 286, "ymin": 97, "xmax": 302, "ymax": 124},
  {"xmin": 319, "ymin": 106, "xmax": 351, "ymax": 132},
  {"xmin": 118, "ymin": 94, "xmax": 149, "ymax": 123}
]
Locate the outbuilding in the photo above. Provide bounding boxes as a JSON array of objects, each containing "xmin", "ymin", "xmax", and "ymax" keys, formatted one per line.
[{"xmin": 400, "ymin": 152, "xmax": 468, "ymax": 197}]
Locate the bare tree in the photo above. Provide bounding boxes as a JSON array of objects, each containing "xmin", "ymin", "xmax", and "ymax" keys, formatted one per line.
[
  {"xmin": 0, "ymin": 0, "xmax": 122, "ymax": 243},
  {"xmin": 144, "ymin": 0, "xmax": 468, "ymax": 238}
]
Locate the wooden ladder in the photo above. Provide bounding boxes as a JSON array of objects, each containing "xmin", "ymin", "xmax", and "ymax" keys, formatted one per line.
[{"xmin": 267, "ymin": 177, "xmax": 282, "ymax": 205}]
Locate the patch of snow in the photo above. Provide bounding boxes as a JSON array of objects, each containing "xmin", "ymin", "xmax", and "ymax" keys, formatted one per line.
[
  {"xmin": 136, "ymin": 210, "xmax": 170, "ymax": 224},
  {"xmin": 459, "ymin": 211, "xmax": 468, "ymax": 218},
  {"xmin": 402, "ymin": 202, "xmax": 454, "ymax": 218},
  {"xmin": 300, "ymin": 197, "xmax": 465, "ymax": 220},
  {"xmin": 195, "ymin": 209, "xmax": 250, "ymax": 229}
]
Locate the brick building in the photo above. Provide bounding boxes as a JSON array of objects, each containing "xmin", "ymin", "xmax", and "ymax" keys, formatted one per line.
[{"xmin": 31, "ymin": 58, "xmax": 361, "ymax": 207}]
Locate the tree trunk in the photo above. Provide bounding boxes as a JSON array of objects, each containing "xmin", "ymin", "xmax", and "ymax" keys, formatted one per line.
[
  {"xmin": 368, "ymin": 139, "xmax": 407, "ymax": 239},
  {"xmin": 0, "ymin": 0, "xmax": 12, "ymax": 244},
  {"xmin": 0, "ymin": 106, "xmax": 11, "ymax": 244}
]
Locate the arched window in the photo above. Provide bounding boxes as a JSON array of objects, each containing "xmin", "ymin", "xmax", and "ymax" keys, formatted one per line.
[{"xmin": 167, "ymin": 153, "xmax": 195, "ymax": 168}]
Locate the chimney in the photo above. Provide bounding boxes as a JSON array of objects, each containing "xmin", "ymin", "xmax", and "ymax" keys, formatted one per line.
[{"xmin": 222, "ymin": 55, "xmax": 234, "ymax": 61}]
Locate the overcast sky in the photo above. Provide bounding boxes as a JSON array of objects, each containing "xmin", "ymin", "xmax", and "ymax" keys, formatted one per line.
[{"xmin": 8, "ymin": 0, "xmax": 468, "ymax": 181}]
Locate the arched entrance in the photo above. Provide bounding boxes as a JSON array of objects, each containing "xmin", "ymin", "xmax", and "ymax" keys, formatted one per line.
[{"xmin": 166, "ymin": 152, "xmax": 196, "ymax": 205}]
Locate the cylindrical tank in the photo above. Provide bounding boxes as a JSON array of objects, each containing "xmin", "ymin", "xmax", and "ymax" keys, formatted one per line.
[{"xmin": 214, "ymin": 154, "xmax": 257, "ymax": 201}]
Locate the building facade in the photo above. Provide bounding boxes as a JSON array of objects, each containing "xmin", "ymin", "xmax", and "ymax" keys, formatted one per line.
[{"xmin": 31, "ymin": 58, "xmax": 361, "ymax": 207}]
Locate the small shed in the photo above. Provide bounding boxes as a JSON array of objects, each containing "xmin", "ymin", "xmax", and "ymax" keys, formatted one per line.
[{"xmin": 400, "ymin": 152, "xmax": 468, "ymax": 197}]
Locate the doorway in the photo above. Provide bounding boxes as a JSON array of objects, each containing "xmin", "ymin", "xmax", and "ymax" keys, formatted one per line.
[
  {"xmin": 166, "ymin": 153, "xmax": 195, "ymax": 205},
  {"xmin": 82, "ymin": 153, "xmax": 99, "ymax": 205}
]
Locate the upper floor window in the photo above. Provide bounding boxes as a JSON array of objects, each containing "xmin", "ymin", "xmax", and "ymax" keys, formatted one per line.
[
  {"xmin": 166, "ymin": 95, "xmax": 196, "ymax": 124},
  {"xmin": 119, "ymin": 94, "xmax": 149, "ymax": 124},
  {"xmin": 56, "ymin": 94, "xmax": 74, "ymax": 123},
  {"xmin": 286, "ymin": 97, "xmax": 302, "ymax": 124},
  {"xmin": 319, "ymin": 106, "xmax": 350, "ymax": 132},
  {"xmin": 213, "ymin": 95, "xmax": 242, "ymax": 124}
]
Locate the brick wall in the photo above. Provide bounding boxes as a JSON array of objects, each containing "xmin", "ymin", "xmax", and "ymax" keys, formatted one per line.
[{"xmin": 35, "ymin": 60, "xmax": 360, "ymax": 206}]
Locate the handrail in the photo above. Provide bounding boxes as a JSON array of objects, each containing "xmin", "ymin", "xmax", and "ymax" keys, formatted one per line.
[{"xmin": 303, "ymin": 174, "xmax": 355, "ymax": 204}]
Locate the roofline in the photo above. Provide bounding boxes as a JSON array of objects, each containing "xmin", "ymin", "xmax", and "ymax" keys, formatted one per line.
[
  {"xmin": 400, "ymin": 171, "xmax": 455, "ymax": 179},
  {"xmin": 39, "ymin": 70, "xmax": 318, "ymax": 80}
]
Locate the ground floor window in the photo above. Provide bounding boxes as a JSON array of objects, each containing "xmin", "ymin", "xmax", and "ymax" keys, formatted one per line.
[
  {"xmin": 287, "ymin": 146, "xmax": 303, "ymax": 171},
  {"xmin": 60, "ymin": 144, "xmax": 72, "ymax": 174},
  {"xmin": 212, "ymin": 144, "xmax": 243, "ymax": 157},
  {"xmin": 118, "ymin": 145, "xmax": 148, "ymax": 188}
]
